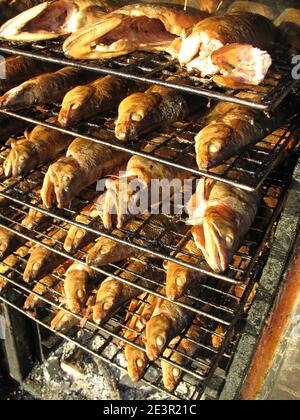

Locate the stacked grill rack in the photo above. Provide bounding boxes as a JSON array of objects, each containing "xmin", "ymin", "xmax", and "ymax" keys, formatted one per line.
[{"xmin": 0, "ymin": 41, "xmax": 299, "ymax": 399}]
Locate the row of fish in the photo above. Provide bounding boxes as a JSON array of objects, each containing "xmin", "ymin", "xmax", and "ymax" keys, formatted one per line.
[{"xmin": 0, "ymin": 2, "xmax": 299, "ymax": 87}]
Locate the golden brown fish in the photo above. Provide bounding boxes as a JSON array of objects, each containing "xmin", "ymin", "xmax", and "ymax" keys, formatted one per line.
[
  {"xmin": 275, "ymin": 8, "xmax": 300, "ymax": 55},
  {"xmin": 165, "ymin": 239, "xmax": 204, "ymax": 300},
  {"xmin": 161, "ymin": 314, "xmax": 204, "ymax": 392},
  {"xmin": 64, "ymin": 203, "xmax": 99, "ymax": 253},
  {"xmin": 187, "ymin": 175, "xmax": 260, "ymax": 273},
  {"xmin": 96, "ymin": 154, "xmax": 192, "ymax": 230},
  {"xmin": 0, "ymin": 0, "xmax": 112, "ymax": 42},
  {"xmin": 0, "ymin": 244, "xmax": 29, "ymax": 291},
  {"xmin": 0, "ymin": 226, "xmax": 21, "ymax": 260},
  {"xmin": 179, "ymin": 12, "xmax": 276, "ymax": 78},
  {"xmin": 51, "ymin": 309, "xmax": 79, "ymax": 331},
  {"xmin": 226, "ymin": 1, "xmax": 277, "ymax": 20},
  {"xmin": 58, "ymin": 76, "xmax": 144, "ymax": 128},
  {"xmin": 93, "ymin": 258, "xmax": 161, "ymax": 325},
  {"xmin": 86, "ymin": 216, "xmax": 170, "ymax": 267},
  {"xmin": 145, "ymin": 291, "xmax": 198, "ymax": 361},
  {"xmin": 41, "ymin": 137, "xmax": 129, "ymax": 209},
  {"xmin": 122, "ymin": 291, "xmax": 162, "ymax": 382},
  {"xmin": 0, "ymin": 67, "xmax": 97, "ymax": 110},
  {"xmin": 23, "ymin": 275, "xmax": 59, "ymax": 310},
  {"xmin": 3, "ymin": 124, "xmax": 73, "ymax": 178},
  {"xmin": 0, "ymin": 55, "xmax": 57, "ymax": 93},
  {"xmin": 195, "ymin": 92, "xmax": 289, "ymax": 170},
  {"xmin": 23, "ymin": 227, "xmax": 67, "ymax": 282},
  {"xmin": 22, "ymin": 206, "xmax": 49, "ymax": 230},
  {"xmin": 63, "ymin": 3, "xmax": 208, "ymax": 59},
  {"xmin": 64, "ymin": 262, "xmax": 94, "ymax": 314},
  {"xmin": 115, "ymin": 82, "xmax": 207, "ymax": 142},
  {"xmin": 149, "ymin": 0, "xmax": 231, "ymax": 14}
]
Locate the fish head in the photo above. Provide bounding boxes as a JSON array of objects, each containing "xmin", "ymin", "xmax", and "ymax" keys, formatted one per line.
[
  {"xmin": 86, "ymin": 237, "xmax": 122, "ymax": 267},
  {"xmin": 51, "ymin": 311, "xmax": 77, "ymax": 332},
  {"xmin": 124, "ymin": 345, "xmax": 148, "ymax": 382},
  {"xmin": 0, "ymin": 1, "xmax": 78, "ymax": 42},
  {"xmin": 65, "ymin": 267, "xmax": 89, "ymax": 314},
  {"xmin": 162, "ymin": 360, "xmax": 182, "ymax": 392},
  {"xmin": 93, "ymin": 279, "xmax": 122, "ymax": 325},
  {"xmin": 145, "ymin": 314, "xmax": 173, "ymax": 361},
  {"xmin": 48, "ymin": 157, "xmax": 81, "ymax": 209},
  {"xmin": 64, "ymin": 225, "xmax": 87, "ymax": 253},
  {"xmin": 23, "ymin": 247, "xmax": 49, "ymax": 282},
  {"xmin": 58, "ymin": 85, "xmax": 95, "ymax": 127},
  {"xmin": 0, "ymin": 229, "xmax": 13, "ymax": 259},
  {"xmin": 166, "ymin": 262, "xmax": 195, "ymax": 301},
  {"xmin": 203, "ymin": 204, "xmax": 241, "ymax": 273},
  {"xmin": 115, "ymin": 92, "xmax": 162, "ymax": 141},
  {"xmin": 196, "ymin": 123, "xmax": 233, "ymax": 169}
]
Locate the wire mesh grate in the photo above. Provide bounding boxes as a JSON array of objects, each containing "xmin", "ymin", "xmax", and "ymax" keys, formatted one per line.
[{"xmin": 0, "ymin": 41, "xmax": 298, "ymax": 111}]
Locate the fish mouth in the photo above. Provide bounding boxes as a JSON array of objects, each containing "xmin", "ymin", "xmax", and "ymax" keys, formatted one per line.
[
  {"xmin": 203, "ymin": 206, "xmax": 237, "ymax": 273},
  {"xmin": 0, "ymin": 1, "xmax": 77, "ymax": 42},
  {"xmin": 63, "ymin": 14, "xmax": 176, "ymax": 59}
]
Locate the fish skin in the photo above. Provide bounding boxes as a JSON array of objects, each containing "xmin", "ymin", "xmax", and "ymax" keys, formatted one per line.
[
  {"xmin": 115, "ymin": 83, "xmax": 206, "ymax": 142},
  {"xmin": 22, "ymin": 207, "xmax": 49, "ymax": 230},
  {"xmin": 0, "ymin": 56, "xmax": 57, "ymax": 93},
  {"xmin": 63, "ymin": 3, "xmax": 208, "ymax": 60},
  {"xmin": 41, "ymin": 137, "xmax": 129, "ymax": 209},
  {"xmin": 211, "ymin": 43, "xmax": 272, "ymax": 86},
  {"xmin": 165, "ymin": 240, "xmax": 204, "ymax": 300},
  {"xmin": 145, "ymin": 292, "xmax": 197, "ymax": 361},
  {"xmin": 188, "ymin": 176, "xmax": 260, "ymax": 273},
  {"xmin": 122, "ymin": 291, "xmax": 162, "ymax": 382},
  {"xmin": 0, "ymin": 67, "xmax": 97, "ymax": 111},
  {"xmin": 64, "ymin": 204, "xmax": 99, "ymax": 253},
  {"xmin": 23, "ymin": 275, "xmax": 58, "ymax": 310},
  {"xmin": 0, "ymin": 0, "xmax": 112, "ymax": 42},
  {"xmin": 92, "ymin": 258, "xmax": 160, "ymax": 325},
  {"xmin": 51, "ymin": 309, "xmax": 79, "ymax": 332},
  {"xmin": 86, "ymin": 216, "xmax": 169, "ymax": 267},
  {"xmin": 3, "ymin": 124, "xmax": 73, "ymax": 178},
  {"xmin": 0, "ymin": 227, "xmax": 21, "ymax": 260},
  {"xmin": 161, "ymin": 314, "xmax": 204, "ymax": 392},
  {"xmin": 195, "ymin": 93, "xmax": 288, "ymax": 170},
  {"xmin": 179, "ymin": 12, "xmax": 276, "ymax": 75},
  {"xmin": 23, "ymin": 228, "xmax": 67, "ymax": 282},
  {"xmin": 145, "ymin": 0, "xmax": 231, "ymax": 14},
  {"xmin": 58, "ymin": 75, "xmax": 144, "ymax": 128},
  {"xmin": 227, "ymin": 1, "xmax": 278, "ymax": 20},
  {"xmin": 96, "ymin": 154, "xmax": 192, "ymax": 230},
  {"xmin": 0, "ymin": 245, "xmax": 30, "ymax": 291},
  {"xmin": 64, "ymin": 263, "xmax": 94, "ymax": 314}
]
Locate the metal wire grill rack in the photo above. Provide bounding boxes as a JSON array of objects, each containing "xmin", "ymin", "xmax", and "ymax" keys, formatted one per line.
[
  {"xmin": 0, "ymin": 157, "xmax": 296, "ymax": 398},
  {"xmin": 1, "ymin": 106, "xmax": 299, "ymax": 193},
  {"xmin": 0, "ymin": 41, "xmax": 297, "ymax": 111}
]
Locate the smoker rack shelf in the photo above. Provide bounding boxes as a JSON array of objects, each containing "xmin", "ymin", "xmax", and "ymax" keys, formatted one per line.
[
  {"xmin": 0, "ymin": 152, "xmax": 296, "ymax": 400},
  {"xmin": 0, "ymin": 144, "xmax": 293, "ymax": 290},
  {"xmin": 1, "ymin": 106, "xmax": 299, "ymax": 193},
  {"xmin": 0, "ymin": 41, "xmax": 298, "ymax": 111}
]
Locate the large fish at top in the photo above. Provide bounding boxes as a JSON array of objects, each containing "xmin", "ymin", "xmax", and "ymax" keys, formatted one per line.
[
  {"xmin": 195, "ymin": 92, "xmax": 290, "ymax": 170},
  {"xmin": 179, "ymin": 12, "xmax": 276, "ymax": 85},
  {"xmin": 0, "ymin": 0, "xmax": 119, "ymax": 42},
  {"xmin": 63, "ymin": 3, "xmax": 208, "ymax": 59}
]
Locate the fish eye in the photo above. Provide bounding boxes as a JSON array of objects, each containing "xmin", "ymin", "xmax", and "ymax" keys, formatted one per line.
[
  {"xmin": 100, "ymin": 245, "xmax": 110, "ymax": 254},
  {"xmin": 172, "ymin": 367, "xmax": 181, "ymax": 377},
  {"xmin": 156, "ymin": 336, "xmax": 165, "ymax": 348},
  {"xmin": 62, "ymin": 175, "xmax": 70, "ymax": 184},
  {"xmin": 75, "ymin": 230, "xmax": 85, "ymax": 239},
  {"xmin": 209, "ymin": 142, "xmax": 222, "ymax": 154},
  {"xmin": 131, "ymin": 112, "xmax": 143, "ymax": 122},
  {"xmin": 136, "ymin": 358, "xmax": 144, "ymax": 368},
  {"xmin": 175, "ymin": 273, "xmax": 185, "ymax": 286},
  {"xmin": 225, "ymin": 234, "xmax": 234, "ymax": 247}
]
